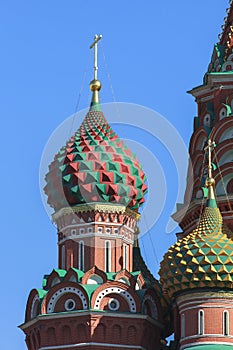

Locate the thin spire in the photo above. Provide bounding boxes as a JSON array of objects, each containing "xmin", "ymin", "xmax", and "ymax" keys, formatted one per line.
[
  {"xmin": 89, "ymin": 34, "xmax": 102, "ymax": 110},
  {"xmin": 204, "ymin": 139, "xmax": 217, "ymax": 208},
  {"xmin": 90, "ymin": 34, "xmax": 102, "ymax": 80}
]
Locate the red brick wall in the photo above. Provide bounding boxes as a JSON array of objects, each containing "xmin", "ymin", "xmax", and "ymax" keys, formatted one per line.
[{"xmin": 176, "ymin": 292, "xmax": 233, "ymax": 348}]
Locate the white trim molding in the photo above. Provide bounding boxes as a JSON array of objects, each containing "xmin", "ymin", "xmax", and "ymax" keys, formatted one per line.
[
  {"xmin": 94, "ymin": 287, "xmax": 136, "ymax": 312},
  {"xmin": 181, "ymin": 340, "xmax": 233, "ymax": 350},
  {"xmin": 39, "ymin": 343, "xmax": 146, "ymax": 350},
  {"xmin": 47, "ymin": 287, "xmax": 88, "ymax": 313}
]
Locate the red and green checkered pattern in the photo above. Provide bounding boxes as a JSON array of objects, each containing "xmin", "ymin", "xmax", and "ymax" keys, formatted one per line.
[{"xmin": 44, "ymin": 109, "xmax": 147, "ymax": 212}]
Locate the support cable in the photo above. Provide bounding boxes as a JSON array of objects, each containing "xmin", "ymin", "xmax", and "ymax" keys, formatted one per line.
[
  {"xmin": 198, "ymin": 147, "xmax": 208, "ymax": 225},
  {"xmin": 100, "ymin": 42, "xmax": 121, "ymax": 121},
  {"xmin": 141, "ymin": 211, "xmax": 159, "ymax": 266},
  {"xmin": 213, "ymin": 149, "xmax": 233, "ymax": 212},
  {"xmin": 68, "ymin": 50, "xmax": 91, "ymax": 138}
]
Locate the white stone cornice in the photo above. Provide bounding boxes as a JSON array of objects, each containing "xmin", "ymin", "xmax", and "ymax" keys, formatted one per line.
[
  {"xmin": 58, "ymin": 221, "xmax": 135, "ymax": 233},
  {"xmin": 58, "ymin": 232, "xmax": 134, "ymax": 245},
  {"xmin": 177, "ymin": 291, "xmax": 233, "ymax": 306},
  {"xmin": 52, "ymin": 203, "xmax": 140, "ymax": 221},
  {"xmin": 19, "ymin": 310, "xmax": 162, "ymax": 330},
  {"xmin": 39, "ymin": 343, "xmax": 146, "ymax": 350},
  {"xmin": 180, "ymin": 340, "xmax": 233, "ymax": 350}
]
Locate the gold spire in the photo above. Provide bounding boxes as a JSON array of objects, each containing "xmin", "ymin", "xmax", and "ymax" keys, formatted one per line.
[
  {"xmin": 204, "ymin": 139, "xmax": 217, "ymax": 207},
  {"xmin": 89, "ymin": 34, "xmax": 102, "ymax": 106}
]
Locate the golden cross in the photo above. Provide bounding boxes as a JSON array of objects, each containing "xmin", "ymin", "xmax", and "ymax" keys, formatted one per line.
[{"xmin": 90, "ymin": 34, "xmax": 102, "ymax": 80}]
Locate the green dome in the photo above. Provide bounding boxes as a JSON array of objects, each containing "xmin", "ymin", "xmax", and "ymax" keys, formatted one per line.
[
  {"xmin": 159, "ymin": 205, "xmax": 233, "ymax": 298},
  {"xmin": 44, "ymin": 108, "xmax": 147, "ymax": 212}
]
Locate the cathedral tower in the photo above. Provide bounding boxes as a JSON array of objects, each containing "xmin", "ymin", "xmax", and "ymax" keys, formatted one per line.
[
  {"xmin": 160, "ymin": 139, "xmax": 233, "ymax": 349},
  {"xmin": 20, "ymin": 35, "xmax": 165, "ymax": 350},
  {"xmin": 159, "ymin": 2, "xmax": 233, "ymax": 349},
  {"xmin": 173, "ymin": 1, "xmax": 233, "ymax": 235}
]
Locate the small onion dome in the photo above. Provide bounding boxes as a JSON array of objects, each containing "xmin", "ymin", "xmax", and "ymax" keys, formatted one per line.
[
  {"xmin": 44, "ymin": 108, "xmax": 147, "ymax": 212},
  {"xmin": 159, "ymin": 205, "xmax": 233, "ymax": 299}
]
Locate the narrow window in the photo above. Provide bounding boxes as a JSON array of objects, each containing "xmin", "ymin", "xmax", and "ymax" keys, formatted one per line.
[
  {"xmin": 61, "ymin": 245, "xmax": 65, "ymax": 269},
  {"xmin": 78, "ymin": 241, "xmax": 84, "ymax": 270},
  {"xmin": 181, "ymin": 313, "xmax": 185, "ymax": 338},
  {"xmin": 123, "ymin": 244, "xmax": 128, "ymax": 270},
  {"xmin": 105, "ymin": 241, "xmax": 111, "ymax": 272},
  {"xmin": 198, "ymin": 310, "xmax": 204, "ymax": 335},
  {"xmin": 223, "ymin": 310, "xmax": 229, "ymax": 336}
]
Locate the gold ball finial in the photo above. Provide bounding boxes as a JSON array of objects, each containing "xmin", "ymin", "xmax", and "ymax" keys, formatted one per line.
[
  {"xmin": 206, "ymin": 177, "xmax": 215, "ymax": 187},
  {"xmin": 90, "ymin": 79, "xmax": 102, "ymax": 92}
]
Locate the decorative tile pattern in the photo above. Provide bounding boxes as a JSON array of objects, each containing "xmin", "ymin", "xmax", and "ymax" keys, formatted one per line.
[
  {"xmin": 44, "ymin": 110, "xmax": 147, "ymax": 212},
  {"xmin": 159, "ymin": 206, "xmax": 233, "ymax": 297}
]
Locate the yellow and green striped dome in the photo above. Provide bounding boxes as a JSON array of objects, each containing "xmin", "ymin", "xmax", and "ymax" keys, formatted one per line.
[{"xmin": 159, "ymin": 202, "xmax": 233, "ymax": 298}]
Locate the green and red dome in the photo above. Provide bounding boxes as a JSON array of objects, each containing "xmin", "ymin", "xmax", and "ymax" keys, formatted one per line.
[{"xmin": 44, "ymin": 107, "xmax": 147, "ymax": 212}]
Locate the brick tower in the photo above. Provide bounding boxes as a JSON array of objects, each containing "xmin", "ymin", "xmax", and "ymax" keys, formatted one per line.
[
  {"xmin": 173, "ymin": 1, "xmax": 233, "ymax": 236},
  {"xmin": 20, "ymin": 35, "xmax": 166, "ymax": 350},
  {"xmin": 160, "ymin": 139, "xmax": 233, "ymax": 350},
  {"xmin": 159, "ymin": 2, "xmax": 233, "ymax": 349}
]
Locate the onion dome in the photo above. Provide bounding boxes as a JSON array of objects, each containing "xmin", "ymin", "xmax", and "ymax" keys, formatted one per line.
[
  {"xmin": 159, "ymin": 140, "xmax": 233, "ymax": 298},
  {"xmin": 44, "ymin": 106, "xmax": 147, "ymax": 212},
  {"xmin": 44, "ymin": 40, "xmax": 147, "ymax": 212}
]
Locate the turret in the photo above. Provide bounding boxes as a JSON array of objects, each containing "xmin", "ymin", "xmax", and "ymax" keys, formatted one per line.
[
  {"xmin": 173, "ymin": 1, "xmax": 233, "ymax": 235},
  {"xmin": 20, "ymin": 35, "xmax": 165, "ymax": 350},
  {"xmin": 160, "ymin": 139, "xmax": 233, "ymax": 349}
]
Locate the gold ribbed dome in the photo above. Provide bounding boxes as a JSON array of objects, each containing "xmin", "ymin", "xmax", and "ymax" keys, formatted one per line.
[
  {"xmin": 159, "ymin": 205, "xmax": 233, "ymax": 299},
  {"xmin": 159, "ymin": 139, "xmax": 233, "ymax": 299}
]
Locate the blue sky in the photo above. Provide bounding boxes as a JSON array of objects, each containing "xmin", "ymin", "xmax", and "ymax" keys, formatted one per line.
[{"xmin": 0, "ymin": 1, "xmax": 229, "ymax": 348}]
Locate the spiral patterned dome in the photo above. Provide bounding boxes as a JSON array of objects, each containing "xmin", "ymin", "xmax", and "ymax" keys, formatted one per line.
[
  {"xmin": 44, "ymin": 106, "xmax": 147, "ymax": 212},
  {"xmin": 159, "ymin": 202, "xmax": 233, "ymax": 299}
]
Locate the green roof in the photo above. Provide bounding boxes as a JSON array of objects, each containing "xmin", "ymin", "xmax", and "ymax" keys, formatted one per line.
[
  {"xmin": 105, "ymin": 272, "xmax": 116, "ymax": 280},
  {"xmin": 81, "ymin": 284, "xmax": 99, "ymax": 303},
  {"xmin": 209, "ymin": 71, "xmax": 233, "ymax": 75},
  {"xmin": 90, "ymin": 101, "xmax": 101, "ymax": 112},
  {"xmin": 187, "ymin": 345, "xmax": 233, "ymax": 350},
  {"xmin": 54, "ymin": 269, "xmax": 67, "ymax": 277}
]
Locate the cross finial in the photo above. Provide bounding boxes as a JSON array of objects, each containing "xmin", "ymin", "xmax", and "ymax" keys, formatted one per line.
[
  {"xmin": 90, "ymin": 34, "xmax": 102, "ymax": 80},
  {"xmin": 204, "ymin": 139, "xmax": 217, "ymax": 205},
  {"xmin": 204, "ymin": 139, "xmax": 216, "ymax": 179}
]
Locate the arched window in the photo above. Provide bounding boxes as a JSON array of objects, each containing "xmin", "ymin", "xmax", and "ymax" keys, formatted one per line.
[
  {"xmin": 198, "ymin": 310, "xmax": 204, "ymax": 335},
  {"xmin": 87, "ymin": 274, "xmax": 103, "ymax": 284},
  {"xmin": 105, "ymin": 240, "xmax": 111, "ymax": 272},
  {"xmin": 203, "ymin": 113, "xmax": 211, "ymax": 127},
  {"xmin": 123, "ymin": 244, "xmax": 128, "ymax": 270},
  {"xmin": 181, "ymin": 313, "xmax": 185, "ymax": 338},
  {"xmin": 31, "ymin": 298, "xmax": 40, "ymax": 319},
  {"xmin": 227, "ymin": 178, "xmax": 233, "ymax": 193},
  {"xmin": 62, "ymin": 325, "xmax": 71, "ymax": 344},
  {"xmin": 51, "ymin": 277, "xmax": 60, "ymax": 287},
  {"xmin": 78, "ymin": 241, "xmax": 84, "ymax": 270},
  {"xmin": 46, "ymin": 327, "xmax": 56, "ymax": 345},
  {"xmin": 219, "ymin": 126, "xmax": 233, "ymax": 142},
  {"xmin": 219, "ymin": 107, "xmax": 227, "ymax": 120},
  {"xmin": 61, "ymin": 245, "xmax": 65, "ymax": 269},
  {"xmin": 223, "ymin": 310, "xmax": 229, "ymax": 336},
  {"xmin": 218, "ymin": 149, "xmax": 233, "ymax": 166}
]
